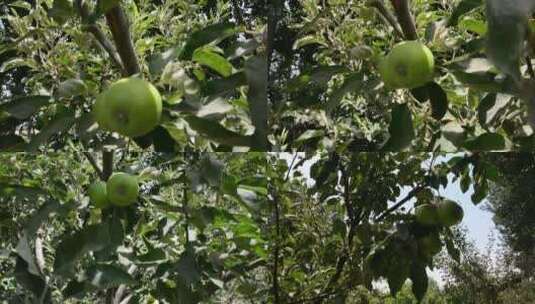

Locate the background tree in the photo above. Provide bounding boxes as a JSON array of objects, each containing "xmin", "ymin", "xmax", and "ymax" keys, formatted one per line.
[{"xmin": 484, "ymin": 153, "xmax": 535, "ymax": 276}]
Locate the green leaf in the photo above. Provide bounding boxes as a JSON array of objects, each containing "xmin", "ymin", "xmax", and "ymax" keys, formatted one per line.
[
  {"xmin": 56, "ymin": 79, "xmax": 87, "ymax": 98},
  {"xmin": 287, "ymin": 66, "xmax": 349, "ymax": 92},
  {"xmin": 14, "ymin": 256, "xmax": 50, "ymax": 300},
  {"xmin": 85, "ymin": 264, "xmax": 136, "ymax": 289},
  {"xmin": 0, "ymin": 58, "xmax": 35, "ymax": 73},
  {"xmin": 54, "ymin": 223, "xmax": 111, "ymax": 276},
  {"xmin": 202, "ymin": 72, "xmax": 247, "ymax": 96},
  {"xmin": 175, "ymin": 247, "xmax": 201, "ymax": 285},
  {"xmin": 244, "ymin": 56, "xmax": 269, "ymax": 151},
  {"xmin": 448, "ymin": 0, "xmax": 483, "ymax": 26},
  {"xmin": 477, "ymin": 93, "xmax": 510, "ymax": 126},
  {"xmin": 293, "ymin": 35, "xmax": 328, "ymax": 49},
  {"xmin": 26, "ymin": 110, "xmax": 76, "ymax": 152},
  {"xmin": 184, "ymin": 115, "xmax": 252, "ymax": 147},
  {"xmin": 199, "ymin": 156, "xmax": 224, "ymax": 187},
  {"xmin": 0, "ymin": 95, "xmax": 50, "ymax": 119},
  {"xmin": 149, "ymin": 47, "xmax": 182, "ymax": 76},
  {"xmin": 410, "ymin": 263, "xmax": 428, "ymax": 303},
  {"xmin": 0, "ymin": 135, "xmax": 25, "ymax": 151},
  {"xmin": 192, "ymin": 48, "xmax": 233, "ymax": 77},
  {"xmin": 427, "ymin": 82, "xmax": 448, "ymax": 120},
  {"xmin": 382, "ymin": 104, "xmax": 415, "ymax": 151},
  {"xmin": 325, "ymin": 72, "xmax": 364, "ymax": 113},
  {"xmin": 48, "ymin": 0, "xmax": 75, "ymax": 24},
  {"xmin": 463, "ymin": 133, "xmax": 506, "ymax": 151},
  {"xmin": 179, "ymin": 23, "xmax": 238, "ymax": 60}
]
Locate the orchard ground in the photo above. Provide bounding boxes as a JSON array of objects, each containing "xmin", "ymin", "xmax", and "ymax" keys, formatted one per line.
[{"xmin": 280, "ymin": 153, "xmax": 500, "ymax": 289}]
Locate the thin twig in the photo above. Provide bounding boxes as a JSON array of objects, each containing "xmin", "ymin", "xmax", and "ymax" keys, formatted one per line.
[
  {"xmin": 74, "ymin": 0, "xmax": 126, "ymax": 75},
  {"xmin": 369, "ymin": 0, "xmax": 404, "ymax": 39},
  {"xmin": 526, "ymin": 56, "xmax": 535, "ymax": 79},
  {"xmin": 83, "ymin": 151, "xmax": 104, "ymax": 180},
  {"xmin": 183, "ymin": 187, "xmax": 189, "ymax": 244},
  {"xmin": 375, "ymin": 183, "xmax": 426, "ymax": 221},
  {"xmin": 102, "ymin": 149, "xmax": 114, "ymax": 180},
  {"xmin": 389, "ymin": 0, "xmax": 418, "ymax": 40}
]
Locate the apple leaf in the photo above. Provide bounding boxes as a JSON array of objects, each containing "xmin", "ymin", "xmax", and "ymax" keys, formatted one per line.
[
  {"xmin": 179, "ymin": 22, "xmax": 238, "ymax": 60},
  {"xmin": 0, "ymin": 135, "xmax": 25, "ymax": 151},
  {"xmin": 448, "ymin": 0, "xmax": 483, "ymax": 26},
  {"xmin": 463, "ymin": 132, "xmax": 506, "ymax": 151},
  {"xmin": 56, "ymin": 79, "xmax": 87, "ymax": 98},
  {"xmin": 287, "ymin": 66, "xmax": 349, "ymax": 92},
  {"xmin": 48, "ymin": 0, "xmax": 75, "ymax": 24},
  {"xmin": 14, "ymin": 256, "xmax": 50, "ymax": 300},
  {"xmin": 85, "ymin": 264, "xmax": 136, "ymax": 289},
  {"xmin": 427, "ymin": 82, "xmax": 449, "ymax": 120},
  {"xmin": 54, "ymin": 223, "xmax": 112, "ymax": 276},
  {"xmin": 148, "ymin": 47, "xmax": 182, "ymax": 76},
  {"xmin": 26, "ymin": 110, "xmax": 76, "ymax": 152},
  {"xmin": 478, "ymin": 93, "xmax": 510, "ymax": 127},
  {"xmin": 410, "ymin": 263, "xmax": 428, "ymax": 302},
  {"xmin": 0, "ymin": 95, "xmax": 51, "ymax": 119},
  {"xmin": 184, "ymin": 115, "xmax": 252, "ymax": 147},
  {"xmin": 193, "ymin": 48, "xmax": 233, "ymax": 77},
  {"xmin": 325, "ymin": 72, "xmax": 364, "ymax": 113},
  {"xmin": 202, "ymin": 72, "xmax": 247, "ymax": 96},
  {"xmin": 382, "ymin": 104, "xmax": 415, "ymax": 151}
]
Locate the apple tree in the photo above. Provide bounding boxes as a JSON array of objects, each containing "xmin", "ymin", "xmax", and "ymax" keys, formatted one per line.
[
  {"xmin": 266, "ymin": 152, "xmax": 500, "ymax": 302},
  {"xmin": 0, "ymin": 151, "xmax": 269, "ymax": 302}
]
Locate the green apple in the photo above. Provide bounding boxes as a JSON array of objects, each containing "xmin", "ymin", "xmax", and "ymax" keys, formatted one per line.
[
  {"xmin": 88, "ymin": 181, "xmax": 110, "ymax": 209},
  {"xmin": 437, "ymin": 200, "xmax": 464, "ymax": 227},
  {"xmin": 106, "ymin": 172, "xmax": 139, "ymax": 207},
  {"xmin": 379, "ymin": 41, "xmax": 435, "ymax": 89},
  {"xmin": 417, "ymin": 233, "xmax": 442, "ymax": 257},
  {"xmin": 93, "ymin": 77, "xmax": 162, "ymax": 138},
  {"xmin": 414, "ymin": 204, "xmax": 439, "ymax": 226}
]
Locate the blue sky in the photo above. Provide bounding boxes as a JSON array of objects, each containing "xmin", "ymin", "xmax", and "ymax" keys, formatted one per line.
[{"xmin": 280, "ymin": 153, "xmax": 499, "ymax": 286}]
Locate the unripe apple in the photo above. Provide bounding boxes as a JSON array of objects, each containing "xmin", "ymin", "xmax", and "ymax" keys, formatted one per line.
[
  {"xmin": 93, "ymin": 77, "xmax": 162, "ymax": 138},
  {"xmin": 88, "ymin": 181, "xmax": 110, "ymax": 209},
  {"xmin": 414, "ymin": 204, "xmax": 439, "ymax": 226},
  {"xmin": 437, "ymin": 200, "xmax": 464, "ymax": 227},
  {"xmin": 106, "ymin": 172, "xmax": 139, "ymax": 207},
  {"xmin": 417, "ymin": 233, "xmax": 442, "ymax": 257},
  {"xmin": 379, "ymin": 41, "xmax": 435, "ymax": 89}
]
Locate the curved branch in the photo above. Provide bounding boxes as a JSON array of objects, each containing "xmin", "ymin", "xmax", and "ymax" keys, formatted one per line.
[
  {"xmin": 74, "ymin": 0, "xmax": 126, "ymax": 75},
  {"xmin": 369, "ymin": 0, "xmax": 404, "ymax": 39},
  {"xmin": 390, "ymin": 0, "xmax": 418, "ymax": 40},
  {"xmin": 105, "ymin": 6, "xmax": 140, "ymax": 75}
]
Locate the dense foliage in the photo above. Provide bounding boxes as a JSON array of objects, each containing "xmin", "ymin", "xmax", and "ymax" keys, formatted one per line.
[{"xmin": 2, "ymin": 0, "xmax": 535, "ymax": 151}]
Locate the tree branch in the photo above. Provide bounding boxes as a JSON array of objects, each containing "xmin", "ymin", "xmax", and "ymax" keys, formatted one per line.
[
  {"xmin": 102, "ymin": 149, "xmax": 114, "ymax": 180},
  {"xmin": 83, "ymin": 151, "xmax": 104, "ymax": 180},
  {"xmin": 105, "ymin": 6, "xmax": 140, "ymax": 75},
  {"xmin": 74, "ymin": 0, "xmax": 126, "ymax": 75},
  {"xmin": 375, "ymin": 183, "xmax": 426, "ymax": 221},
  {"xmin": 369, "ymin": 0, "xmax": 404, "ymax": 39},
  {"xmin": 272, "ymin": 191, "xmax": 281, "ymax": 304},
  {"xmin": 389, "ymin": 0, "xmax": 418, "ymax": 40}
]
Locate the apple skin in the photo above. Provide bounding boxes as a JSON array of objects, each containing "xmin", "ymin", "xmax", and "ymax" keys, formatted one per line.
[
  {"xmin": 106, "ymin": 172, "xmax": 139, "ymax": 207},
  {"xmin": 414, "ymin": 204, "xmax": 439, "ymax": 226},
  {"xmin": 379, "ymin": 41, "xmax": 435, "ymax": 89},
  {"xmin": 88, "ymin": 181, "xmax": 110, "ymax": 209},
  {"xmin": 93, "ymin": 77, "xmax": 162, "ymax": 138},
  {"xmin": 437, "ymin": 200, "xmax": 464, "ymax": 227}
]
